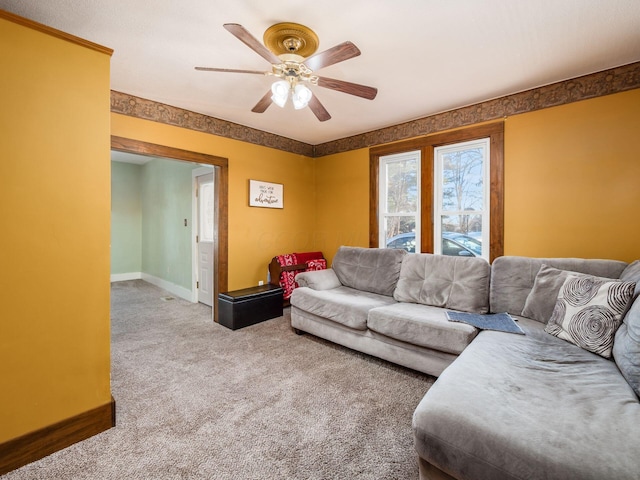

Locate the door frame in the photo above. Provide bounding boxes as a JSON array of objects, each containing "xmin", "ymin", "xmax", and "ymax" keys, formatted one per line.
[{"xmin": 111, "ymin": 136, "xmax": 228, "ymax": 322}]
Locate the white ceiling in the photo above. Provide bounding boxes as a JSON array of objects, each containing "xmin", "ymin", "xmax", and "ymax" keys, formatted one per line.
[
  {"xmin": 3, "ymin": 0, "xmax": 640, "ymax": 145},
  {"xmin": 111, "ymin": 150, "xmax": 152, "ymax": 165}
]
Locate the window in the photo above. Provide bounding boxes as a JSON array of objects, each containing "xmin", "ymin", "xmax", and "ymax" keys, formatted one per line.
[
  {"xmin": 199, "ymin": 181, "xmax": 215, "ymax": 243},
  {"xmin": 378, "ymin": 151, "xmax": 420, "ymax": 252},
  {"xmin": 434, "ymin": 138, "xmax": 490, "ymax": 259},
  {"xmin": 370, "ymin": 123, "xmax": 504, "ymax": 261}
]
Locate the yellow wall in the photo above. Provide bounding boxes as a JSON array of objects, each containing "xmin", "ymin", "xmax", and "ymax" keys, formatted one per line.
[
  {"xmin": 111, "ymin": 114, "xmax": 317, "ymax": 290},
  {"xmin": 314, "ymin": 147, "xmax": 371, "ymax": 263},
  {"xmin": 504, "ymin": 89, "xmax": 640, "ymax": 261},
  {"xmin": 0, "ymin": 16, "xmax": 112, "ymax": 442},
  {"xmin": 315, "ymin": 89, "xmax": 640, "ymax": 263}
]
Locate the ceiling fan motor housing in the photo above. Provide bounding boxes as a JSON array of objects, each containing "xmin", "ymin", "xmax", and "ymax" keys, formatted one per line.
[{"xmin": 263, "ymin": 22, "xmax": 320, "ymax": 58}]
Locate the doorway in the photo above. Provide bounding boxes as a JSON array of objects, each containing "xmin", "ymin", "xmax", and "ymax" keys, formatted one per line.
[
  {"xmin": 111, "ymin": 136, "xmax": 228, "ymax": 322},
  {"xmin": 194, "ymin": 169, "xmax": 214, "ymax": 307}
]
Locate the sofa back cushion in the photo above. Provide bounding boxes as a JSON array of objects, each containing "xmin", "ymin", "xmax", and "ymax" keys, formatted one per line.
[
  {"xmin": 490, "ymin": 256, "xmax": 628, "ymax": 316},
  {"xmin": 522, "ymin": 265, "xmax": 596, "ymax": 323},
  {"xmin": 332, "ymin": 246, "xmax": 406, "ymax": 296},
  {"xmin": 614, "ymin": 297, "xmax": 640, "ymax": 398},
  {"xmin": 614, "ymin": 260, "xmax": 640, "ymax": 399},
  {"xmin": 621, "ymin": 260, "xmax": 640, "ymax": 298},
  {"xmin": 393, "ymin": 253, "xmax": 491, "ymax": 313}
]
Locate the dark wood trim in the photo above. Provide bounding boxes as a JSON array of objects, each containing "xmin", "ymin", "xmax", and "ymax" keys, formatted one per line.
[
  {"xmin": 110, "ymin": 136, "xmax": 229, "ymax": 320},
  {"xmin": 369, "ymin": 122, "xmax": 504, "ymax": 261},
  {"xmin": 0, "ymin": 397, "xmax": 115, "ymax": 475},
  {"xmin": 370, "ymin": 138, "xmax": 433, "ymax": 158},
  {"xmin": 0, "ymin": 9, "xmax": 113, "ymax": 56},
  {"xmin": 421, "ymin": 146, "xmax": 434, "ymax": 254},
  {"xmin": 111, "ymin": 136, "xmax": 228, "ymax": 168},
  {"xmin": 489, "ymin": 129, "xmax": 505, "ymax": 262},
  {"xmin": 368, "ymin": 153, "xmax": 380, "ymax": 248},
  {"xmin": 215, "ymin": 162, "xmax": 229, "ymax": 303}
]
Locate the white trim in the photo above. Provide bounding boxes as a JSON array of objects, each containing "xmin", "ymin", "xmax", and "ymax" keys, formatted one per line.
[
  {"xmin": 110, "ymin": 272, "xmax": 142, "ymax": 282},
  {"xmin": 433, "ymin": 138, "xmax": 490, "ymax": 260},
  {"xmin": 192, "ymin": 166, "xmax": 214, "ymax": 177},
  {"xmin": 378, "ymin": 150, "xmax": 421, "ymax": 252},
  {"xmin": 141, "ymin": 273, "xmax": 194, "ymax": 302}
]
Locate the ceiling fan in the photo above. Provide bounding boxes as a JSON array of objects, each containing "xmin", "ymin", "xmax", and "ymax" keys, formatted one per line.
[{"xmin": 195, "ymin": 22, "xmax": 378, "ymax": 122}]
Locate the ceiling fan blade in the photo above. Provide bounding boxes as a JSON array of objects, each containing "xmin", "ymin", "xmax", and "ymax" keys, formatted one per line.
[
  {"xmin": 223, "ymin": 23, "xmax": 281, "ymax": 65},
  {"xmin": 195, "ymin": 67, "xmax": 266, "ymax": 75},
  {"xmin": 308, "ymin": 95, "xmax": 331, "ymax": 122},
  {"xmin": 251, "ymin": 90, "xmax": 273, "ymax": 113},
  {"xmin": 304, "ymin": 41, "xmax": 361, "ymax": 71},
  {"xmin": 317, "ymin": 76, "xmax": 378, "ymax": 100}
]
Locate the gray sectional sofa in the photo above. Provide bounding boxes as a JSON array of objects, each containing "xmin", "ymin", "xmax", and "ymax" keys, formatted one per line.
[{"xmin": 290, "ymin": 246, "xmax": 640, "ymax": 480}]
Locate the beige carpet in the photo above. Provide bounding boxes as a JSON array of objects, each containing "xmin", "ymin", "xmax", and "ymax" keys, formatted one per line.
[{"xmin": 4, "ymin": 280, "xmax": 434, "ymax": 479}]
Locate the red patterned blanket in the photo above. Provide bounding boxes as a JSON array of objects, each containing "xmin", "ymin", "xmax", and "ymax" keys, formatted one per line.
[{"xmin": 275, "ymin": 252, "xmax": 327, "ymax": 300}]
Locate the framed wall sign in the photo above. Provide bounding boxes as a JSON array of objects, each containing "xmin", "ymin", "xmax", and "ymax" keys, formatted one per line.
[{"xmin": 249, "ymin": 180, "xmax": 283, "ymax": 209}]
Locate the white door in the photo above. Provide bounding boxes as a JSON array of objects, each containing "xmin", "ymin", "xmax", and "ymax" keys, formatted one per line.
[{"xmin": 197, "ymin": 173, "xmax": 214, "ymax": 306}]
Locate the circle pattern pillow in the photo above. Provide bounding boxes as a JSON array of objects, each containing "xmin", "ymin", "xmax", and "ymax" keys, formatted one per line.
[{"xmin": 545, "ymin": 274, "xmax": 636, "ymax": 358}]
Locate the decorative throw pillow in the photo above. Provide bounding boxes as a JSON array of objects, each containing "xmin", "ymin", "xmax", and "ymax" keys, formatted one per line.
[
  {"xmin": 295, "ymin": 268, "xmax": 341, "ymax": 291},
  {"xmin": 545, "ymin": 274, "xmax": 636, "ymax": 358},
  {"xmin": 521, "ymin": 265, "xmax": 622, "ymax": 323},
  {"xmin": 522, "ymin": 265, "xmax": 574, "ymax": 323}
]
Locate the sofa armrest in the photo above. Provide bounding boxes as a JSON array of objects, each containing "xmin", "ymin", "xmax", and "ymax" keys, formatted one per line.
[{"xmin": 295, "ymin": 268, "xmax": 342, "ymax": 290}]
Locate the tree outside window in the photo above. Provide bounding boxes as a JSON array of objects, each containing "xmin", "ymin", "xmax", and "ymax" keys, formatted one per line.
[{"xmin": 379, "ymin": 151, "xmax": 420, "ymax": 250}]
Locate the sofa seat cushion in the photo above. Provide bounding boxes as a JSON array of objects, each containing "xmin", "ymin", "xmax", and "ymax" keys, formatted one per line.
[
  {"xmin": 413, "ymin": 318, "xmax": 640, "ymax": 480},
  {"xmin": 290, "ymin": 285, "xmax": 397, "ymax": 330},
  {"xmin": 367, "ymin": 303, "xmax": 478, "ymax": 354},
  {"xmin": 394, "ymin": 253, "xmax": 491, "ymax": 313}
]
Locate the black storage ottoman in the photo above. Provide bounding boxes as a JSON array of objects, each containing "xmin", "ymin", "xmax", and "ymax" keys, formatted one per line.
[{"xmin": 218, "ymin": 284, "xmax": 283, "ymax": 330}]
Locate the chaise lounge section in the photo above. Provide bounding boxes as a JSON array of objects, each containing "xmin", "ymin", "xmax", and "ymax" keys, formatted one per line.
[{"xmin": 414, "ymin": 256, "xmax": 640, "ymax": 480}]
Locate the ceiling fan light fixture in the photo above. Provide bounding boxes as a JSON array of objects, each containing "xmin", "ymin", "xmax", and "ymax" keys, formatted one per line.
[
  {"xmin": 292, "ymin": 84, "xmax": 313, "ymax": 110},
  {"xmin": 271, "ymin": 80, "xmax": 289, "ymax": 108}
]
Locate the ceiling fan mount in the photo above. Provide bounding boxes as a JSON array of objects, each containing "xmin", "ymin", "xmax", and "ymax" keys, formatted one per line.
[
  {"xmin": 263, "ymin": 22, "xmax": 319, "ymax": 58},
  {"xmin": 195, "ymin": 22, "xmax": 377, "ymax": 122}
]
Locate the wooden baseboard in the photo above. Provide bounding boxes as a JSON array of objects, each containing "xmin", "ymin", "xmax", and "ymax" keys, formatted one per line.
[{"xmin": 0, "ymin": 396, "xmax": 116, "ymax": 475}]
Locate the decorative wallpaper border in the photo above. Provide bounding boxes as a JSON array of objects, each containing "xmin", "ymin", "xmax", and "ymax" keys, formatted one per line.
[
  {"xmin": 314, "ymin": 61, "xmax": 640, "ymax": 157},
  {"xmin": 111, "ymin": 61, "xmax": 640, "ymax": 158},
  {"xmin": 110, "ymin": 91, "xmax": 315, "ymax": 157}
]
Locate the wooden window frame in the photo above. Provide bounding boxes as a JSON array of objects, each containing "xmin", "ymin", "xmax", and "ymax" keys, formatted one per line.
[{"xmin": 370, "ymin": 122, "xmax": 504, "ymax": 262}]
